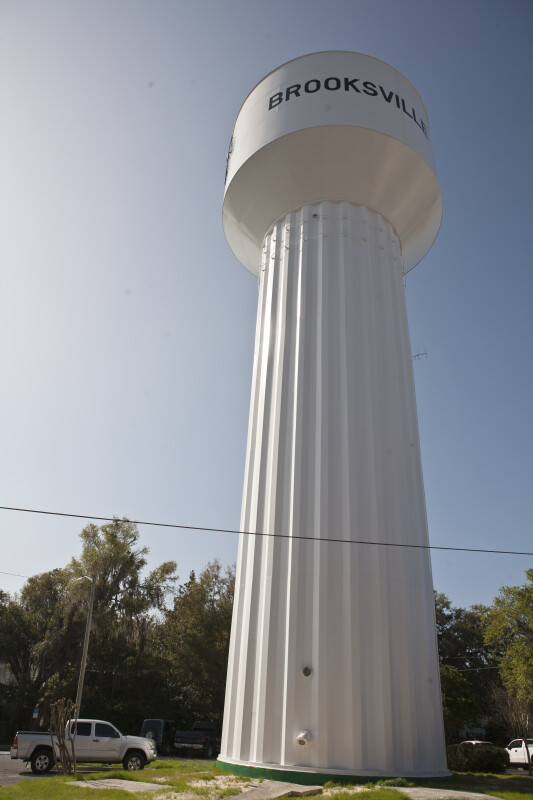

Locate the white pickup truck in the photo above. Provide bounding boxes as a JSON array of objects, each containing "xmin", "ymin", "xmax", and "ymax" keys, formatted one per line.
[
  {"xmin": 10, "ymin": 718, "xmax": 157, "ymax": 774},
  {"xmin": 506, "ymin": 738, "xmax": 533, "ymax": 768}
]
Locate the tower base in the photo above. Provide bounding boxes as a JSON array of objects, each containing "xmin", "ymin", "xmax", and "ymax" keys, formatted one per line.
[{"xmin": 216, "ymin": 758, "xmax": 451, "ymax": 784}]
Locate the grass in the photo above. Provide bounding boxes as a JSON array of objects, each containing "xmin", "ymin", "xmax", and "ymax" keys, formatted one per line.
[
  {"xmin": 1, "ymin": 756, "xmax": 222, "ymax": 799},
  {"xmin": 324, "ymin": 792, "xmax": 408, "ymax": 800},
  {"xmin": 319, "ymin": 770, "xmax": 533, "ymax": 800},
  {"xmin": 2, "ymin": 759, "xmax": 533, "ymax": 800},
  {"xmin": 411, "ymin": 770, "xmax": 533, "ymax": 797}
]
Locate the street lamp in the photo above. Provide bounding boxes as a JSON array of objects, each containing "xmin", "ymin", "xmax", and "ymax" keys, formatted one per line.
[{"xmin": 74, "ymin": 576, "xmax": 95, "ymax": 719}]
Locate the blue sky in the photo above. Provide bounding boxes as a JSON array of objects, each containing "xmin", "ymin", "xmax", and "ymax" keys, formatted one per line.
[{"xmin": 1, "ymin": 0, "xmax": 532, "ymax": 610}]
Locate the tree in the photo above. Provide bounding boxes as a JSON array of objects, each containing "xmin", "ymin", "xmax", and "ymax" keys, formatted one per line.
[
  {"xmin": 434, "ymin": 592, "xmax": 501, "ymax": 742},
  {"xmin": 0, "ymin": 570, "xmax": 72, "ymax": 730},
  {"xmin": 484, "ymin": 569, "xmax": 533, "ymax": 771},
  {"xmin": 439, "ymin": 664, "xmax": 477, "ymax": 742},
  {"xmin": 63, "ymin": 519, "xmax": 178, "ymax": 730},
  {"xmin": 0, "ymin": 519, "xmax": 178, "ymax": 735},
  {"xmin": 490, "ymin": 684, "xmax": 531, "ymax": 750},
  {"xmin": 158, "ymin": 560, "xmax": 235, "ymax": 727}
]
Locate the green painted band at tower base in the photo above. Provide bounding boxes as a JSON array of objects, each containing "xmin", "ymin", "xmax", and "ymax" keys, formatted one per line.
[{"xmin": 216, "ymin": 758, "xmax": 400, "ymax": 785}]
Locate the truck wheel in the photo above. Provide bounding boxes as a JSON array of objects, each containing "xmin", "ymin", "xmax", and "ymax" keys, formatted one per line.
[
  {"xmin": 206, "ymin": 742, "xmax": 214, "ymax": 759},
  {"xmin": 123, "ymin": 750, "xmax": 146, "ymax": 771},
  {"xmin": 30, "ymin": 748, "xmax": 54, "ymax": 774}
]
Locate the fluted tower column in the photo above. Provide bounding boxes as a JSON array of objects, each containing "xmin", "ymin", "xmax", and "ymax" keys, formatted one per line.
[{"xmin": 219, "ymin": 51, "xmax": 447, "ymax": 779}]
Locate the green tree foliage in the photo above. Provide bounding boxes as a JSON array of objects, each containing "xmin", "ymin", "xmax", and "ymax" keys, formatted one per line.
[
  {"xmin": 67, "ymin": 520, "xmax": 177, "ymax": 730},
  {"xmin": 0, "ymin": 519, "xmax": 177, "ymax": 735},
  {"xmin": 484, "ymin": 568, "xmax": 533, "ymax": 754},
  {"xmin": 439, "ymin": 664, "xmax": 477, "ymax": 742},
  {"xmin": 0, "ymin": 522, "xmax": 236, "ymax": 741},
  {"xmin": 157, "ymin": 560, "xmax": 235, "ymax": 727},
  {"xmin": 0, "ymin": 570, "xmax": 72, "ymax": 730},
  {"xmin": 435, "ymin": 592, "xmax": 501, "ymax": 742}
]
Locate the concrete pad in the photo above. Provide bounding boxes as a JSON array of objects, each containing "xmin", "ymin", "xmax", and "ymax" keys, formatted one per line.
[
  {"xmin": 66, "ymin": 778, "xmax": 171, "ymax": 792},
  {"xmin": 395, "ymin": 788, "xmax": 505, "ymax": 800},
  {"xmin": 232, "ymin": 781, "xmax": 323, "ymax": 800}
]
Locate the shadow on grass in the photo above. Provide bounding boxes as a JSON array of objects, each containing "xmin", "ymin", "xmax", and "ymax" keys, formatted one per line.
[
  {"xmin": 412, "ymin": 771, "xmax": 533, "ymax": 794},
  {"xmin": 323, "ymin": 772, "xmax": 533, "ymax": 799}
]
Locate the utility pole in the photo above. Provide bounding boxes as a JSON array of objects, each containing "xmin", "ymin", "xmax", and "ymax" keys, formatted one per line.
[{"xmin": 75, "ymin": 576, "xmax": 95, "ymax": 719}]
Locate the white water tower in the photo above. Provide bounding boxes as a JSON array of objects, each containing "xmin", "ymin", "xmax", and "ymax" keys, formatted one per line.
[{"xmin": 219, "ymin": 51, "xmax": 448, "ymax": 780}]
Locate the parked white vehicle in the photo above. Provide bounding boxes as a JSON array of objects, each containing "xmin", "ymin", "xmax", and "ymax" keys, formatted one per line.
[
  {"xmin": 10, "ymin": 718, "xmax": 157, "ymax": 774},
  {"xmin": 506, "ymin": 738, "xmax": 533, "ymax": 768}
]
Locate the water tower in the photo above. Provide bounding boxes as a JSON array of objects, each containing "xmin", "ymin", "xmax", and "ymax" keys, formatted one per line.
[{"xmin": 219, "ymin": 51, "xmax": 448, "ymax": 780}]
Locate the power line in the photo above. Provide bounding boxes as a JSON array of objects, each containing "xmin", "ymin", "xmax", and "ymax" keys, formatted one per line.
[
  {"xmin": 455, "ymin": 666, "xmax": 499, "ymax": 672},
  {"xmin": 1, "ymin": 505, "xmax": 533, "ymax": 557},
  {"xmin": 0, "ymin": 570, "xmax": 31, "ymax": 578}
]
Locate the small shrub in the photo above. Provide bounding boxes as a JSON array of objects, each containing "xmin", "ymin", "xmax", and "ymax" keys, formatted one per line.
[
  {"xmin": 446, "ymin": 743, "xmax": 510, "ymax": 773},
  {"xmin": 380, "ymin": 778, "xmax": 414, "ymax": 787}
]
